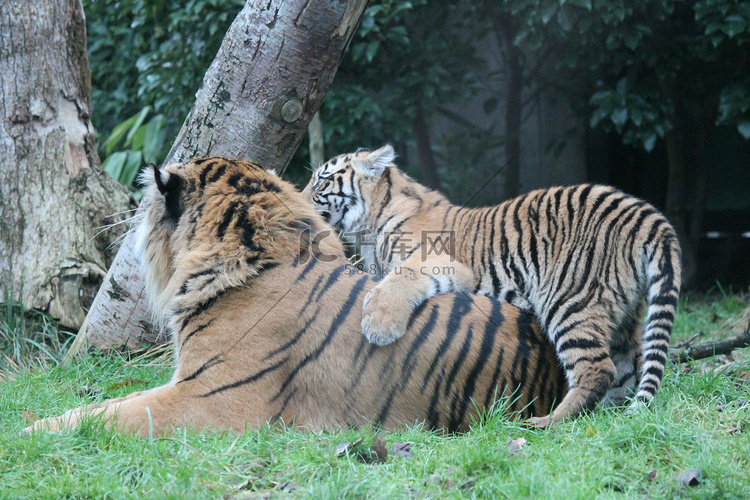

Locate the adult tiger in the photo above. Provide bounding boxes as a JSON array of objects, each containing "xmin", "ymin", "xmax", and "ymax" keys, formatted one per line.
[
  {"xmin": 24, "ymin": 156, "xmax": 565, "ymax": 436},
  {"xmin": 302, "ymin": 145, "xmax": 682, "ymax": 428}
]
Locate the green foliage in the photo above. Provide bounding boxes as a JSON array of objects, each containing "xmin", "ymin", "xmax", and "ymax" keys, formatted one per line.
[
  {"xmin": 320, "ymin": 0, "xmax": 484, "ymax": 154},
  {"xmin": 85, "ymin": 0, "xmax": 243, "ymax": 141},
  {"xmin": 589, "ymin": 79, "xmax": 673, "ymax": 152},
  {"xmin": 504, "ymin": 0, "xmax": 750, "ymax": 150},
  {"xmin": 100, "ymin": 107, "xmax": 168, "ymax": 197}
]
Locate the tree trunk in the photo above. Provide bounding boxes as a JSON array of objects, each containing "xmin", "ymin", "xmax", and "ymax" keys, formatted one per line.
[
  {"xmin": 67, "ymin": 0, "xmax": 368, "ymax": 357},
  {"xmin": 493, "ymin": 14, "xmax": 523, "ymax": 201},
  {"xmin": 412, "ymin": 102, "xmax": 441, "ymax": 190},
  {"xmin": 664, "ymin": 126, "xmax": 696, "ymax": 287},
  {"xmin": 0, "ymin": 0, "xmax": 131, "ymax": 329},
  {"xmin": 308, "ymin": 112, "xmax": 325, "ymax": 167},
  {"xmin": 688, "ymin": 101, "xmax": 717, "ymax": 252}
]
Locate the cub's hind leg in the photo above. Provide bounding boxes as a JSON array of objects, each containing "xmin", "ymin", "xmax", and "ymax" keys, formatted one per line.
[
  {"xmin": 529, "ymin": 309, "xmax": 617, "ymax": 428},
  {"xmin": 599, "ymin": 306, "xmax": 644, "ymax": 408}
]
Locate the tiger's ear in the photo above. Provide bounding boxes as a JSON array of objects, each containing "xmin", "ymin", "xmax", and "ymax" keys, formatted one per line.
[
  {"xmin": 151, "ymin": 164, "xmax": 169, "ymax": 195},
  {"xmin": 147, "ymin": 164, "xmax": 184, "ymax": 221},
  {"xmin": 352, "ymin": 144, "xmax": 396, "ymax": 178}
]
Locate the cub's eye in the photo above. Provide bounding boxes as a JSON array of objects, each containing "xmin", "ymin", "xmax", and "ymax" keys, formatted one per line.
[{"xmin": 313, "ymin": 175, "xmax": 329, "ymax": 191}]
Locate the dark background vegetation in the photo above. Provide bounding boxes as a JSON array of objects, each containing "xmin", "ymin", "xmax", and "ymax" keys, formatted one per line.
[{"xmin": 84, "ymin": 0, "xmax": 750, "ymax": 290}]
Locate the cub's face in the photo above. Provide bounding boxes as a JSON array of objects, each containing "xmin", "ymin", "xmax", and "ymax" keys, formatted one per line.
[{"xmin": 302, "ymin": 144, "xmax": 396, "ymax": 229}]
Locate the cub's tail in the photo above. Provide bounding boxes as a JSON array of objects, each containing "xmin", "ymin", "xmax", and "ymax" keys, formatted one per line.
[{"xmin": 634, "ymin": 219, "xmax": 682, "ymax": 407}]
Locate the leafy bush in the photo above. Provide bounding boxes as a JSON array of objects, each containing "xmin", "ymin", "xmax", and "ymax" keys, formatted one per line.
[
  {"xmin": 85, "ymin": 0, "xmax": 243, "ymax": 146},
  {"xmin": 100, "ymin": 107, "xmax": 168, "ymax": 198}
]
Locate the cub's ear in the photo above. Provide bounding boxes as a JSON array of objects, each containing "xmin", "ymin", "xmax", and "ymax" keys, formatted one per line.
[{"xmin": 352, "ymin": 144, "xmax": 396, "ymax": 178}]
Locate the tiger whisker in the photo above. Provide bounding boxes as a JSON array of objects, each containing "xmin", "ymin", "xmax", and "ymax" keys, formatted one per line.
[{"xmin": 104, "ymin": 208, "xmax": 139, "ymax": 219}]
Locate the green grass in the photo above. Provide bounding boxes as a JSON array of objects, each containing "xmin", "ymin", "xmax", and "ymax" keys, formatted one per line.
[
  {"xmin": 0, "ymin": 298, "xmax": 72, "ymax": 377},
  {"xmin": 1, "ymin": 296, "xmax": 749, "ymax": 499}
]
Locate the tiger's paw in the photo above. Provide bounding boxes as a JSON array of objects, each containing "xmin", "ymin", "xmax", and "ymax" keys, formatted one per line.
[
  {"xmin": 361, "ymin": 287, "xmax": 411, "ymax": 346},
  {"xmin": 526, "ymin": 415, "xmax": 554, "ymax": 429},
  {"xmin": 20, "ymin": 416, "xmax": 65, "ymax": 435},
  {"xmin": 20, "ymin": 406, "xmax": 99, "ymax": 435}
]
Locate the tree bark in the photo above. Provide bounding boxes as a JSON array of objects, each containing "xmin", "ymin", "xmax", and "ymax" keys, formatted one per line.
[
  {"xmin": 664, "ymin": 126, "xmax": 696, "ymax": 287},
  {"xmin": 308, "ymin": 111, "xmax": 325, "ymax": 167},
  {"xmin": 688, "ymin": 101, "xmax": 717, "ymax": 251},
  {"xmin": 669, "ymin": 330, "xmax": 750, "ymax": 365},
  {"xmin": 412, "ymin": 101, "xmax": 441, "ymax": 190},
  {"xmin": 0, "ymin": 0, "xmax": 131, "ymax": 329},
  {"xmin": 67, "ymin": 0, "xmax": 368, "ymax": 356},
  {"xmin": 492, "ymin": 14, "xmax": 523, "ymax": 201}
]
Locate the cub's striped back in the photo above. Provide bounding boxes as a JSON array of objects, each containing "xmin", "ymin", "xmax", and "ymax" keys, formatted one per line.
[{"xmin": 304, "ymin": 145, "xmax": 682, "ymax": 428}]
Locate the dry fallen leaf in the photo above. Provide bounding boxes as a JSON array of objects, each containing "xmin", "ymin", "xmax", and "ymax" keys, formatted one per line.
[
  {"xmin": 77, "ymin": 385, "xmax": 102, "ymax": 398},
  {"xmin": 428, "ymin": 473, "xmax": 456, "ymax": 489},
  {"xmin": 676, "ymin": 468, "xmax": 702, "ymax": 487},
  {"xmin": 370, "ymin": 437, "xmax": 388, "ymax": 463},
  {"xmin": 392, "ymin": 442, "xmax": 414, "ymax": 459},
  {"xmin": 334, "ymin": 437, "xmax": 363, "ymax": 457},
  {"xmin": 458, "ymin": 476, "xmax": 478, "ymax": 491},
  {"xmin": 277, "ymin": 481, "xmax": 296, "ymax": 492},
  {"xmin": 22, "ymin": 408, "xmax": 39, "ymax": 425},
  {"xmin": 719, "ymin": 421, "xmax": 748, "ymax": 435},
  {"xmin": 107, "ymin": 378, "xmax": 148, "ymax": 392},
  {"xmin": 506, "ymin": 437, "xmax": 527, "ymax": 457},
  {"xmin": 716, "ymin": 399, "xmax": 749, "ymax": 412}
]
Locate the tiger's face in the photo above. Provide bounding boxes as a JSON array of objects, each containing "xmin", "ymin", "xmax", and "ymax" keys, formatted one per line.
[{"xmin": 302, "ymin": 145, "xmax": 396, "ymax": 230}]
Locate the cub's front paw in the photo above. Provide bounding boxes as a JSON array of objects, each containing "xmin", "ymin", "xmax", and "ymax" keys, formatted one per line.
[{"xmin": 361, "ymin": 287, "xmax": 411, "ymax": 346}]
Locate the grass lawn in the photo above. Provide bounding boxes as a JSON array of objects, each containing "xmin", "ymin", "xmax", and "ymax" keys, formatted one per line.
[{"xmin": 1, "ymin": 293, "xmax": 749, "ymax": 499}]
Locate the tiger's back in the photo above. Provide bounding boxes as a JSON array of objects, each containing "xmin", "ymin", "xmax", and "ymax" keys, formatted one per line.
[
  {"xmin": 25, "ymin": 156, "xmax": 566, "ymax": 436},
  {"xmin": 217, "ymin": 258, "xmax": 567, "ymax": 432}
]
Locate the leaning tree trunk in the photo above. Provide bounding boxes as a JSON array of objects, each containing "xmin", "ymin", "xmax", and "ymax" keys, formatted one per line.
[
  {"xmin": 67, "ymin": 0, "xmax": 368, "ymax": 357},
  {"xmin": 0, "ymin": 0, "xmax": 131, "ymax": 329}
]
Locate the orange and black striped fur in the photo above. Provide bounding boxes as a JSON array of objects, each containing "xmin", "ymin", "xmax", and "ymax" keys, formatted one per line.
[
  {"xmin": 24, "ymin": 156, "xmax": 566, "ymax": 436},
  {"xmin": 303, "ymin": 145, "xmax": 682, "ymax": 427}
]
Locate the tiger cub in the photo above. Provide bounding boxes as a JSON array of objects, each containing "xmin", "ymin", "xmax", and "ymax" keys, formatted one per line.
[
  {"xmin": 303, "ymin": 144, "xmax": 682, "ymax": 428},
  {"xmin": 24, "ymin": 156, "xmax": 566, "ymax": 436}
]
